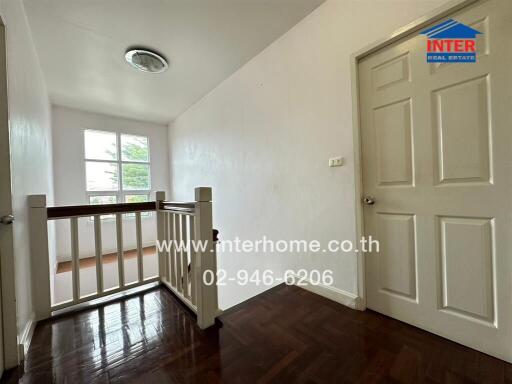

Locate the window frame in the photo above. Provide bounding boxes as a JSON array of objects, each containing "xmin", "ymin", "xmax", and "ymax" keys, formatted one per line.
[{"xmin": 84, "ymin": 129, "xmax": 152, "ymax": 217}]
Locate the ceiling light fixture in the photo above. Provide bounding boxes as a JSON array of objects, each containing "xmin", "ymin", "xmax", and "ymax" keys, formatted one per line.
[{"xmin": 125, "ymin": 48, "xmax": 169, "ymax": 74}]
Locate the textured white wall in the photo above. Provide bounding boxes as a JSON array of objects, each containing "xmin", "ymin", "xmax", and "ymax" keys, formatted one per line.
[
  {"xmin": 0, "ymin": 0, "xmax": 54, "ymax": 348},
  {"xmin": 169, "ymin": 0, "xmax": 449, "ymax": 309},
  {"xmin": 52, "ymin": 106, "xmax": 170, "ymax": 261}
]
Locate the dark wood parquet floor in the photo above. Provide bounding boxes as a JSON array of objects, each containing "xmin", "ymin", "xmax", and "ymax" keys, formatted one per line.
[{"xmin": 3, "ymin": 284, "xmax": 512, "ymax": 383}]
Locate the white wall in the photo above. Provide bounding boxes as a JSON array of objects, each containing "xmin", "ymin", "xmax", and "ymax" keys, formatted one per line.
[
  {"xmin": 52, "ymin": 106, "xmax": 170, "ymax": 262},
  {"xmin": 0, "ymin": 0, "xmax": 54, "ymax": 356},
  {"xmin": 169, "ymin": 0, "xmax": 449, "ymax": 309}
]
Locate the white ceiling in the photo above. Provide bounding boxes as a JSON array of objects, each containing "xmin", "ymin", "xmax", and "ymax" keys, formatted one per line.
[{"xmin": 23, "ymin": 0, "xmax": 325, "ymax": 124}]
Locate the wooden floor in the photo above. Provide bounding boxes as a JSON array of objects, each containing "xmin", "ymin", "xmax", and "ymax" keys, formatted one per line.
[{"xmin": 3, "ymin": 284, "xmax": 512, "ymax": 383}]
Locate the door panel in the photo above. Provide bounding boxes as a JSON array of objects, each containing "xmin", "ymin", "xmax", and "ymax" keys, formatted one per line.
[
  {"xmin": 360, "ymin": 0, "xmax": 512, "ymax": 362},
  {"xmin": 438, "ymin": 216, "xmax": 494, "ymax": 323},
  {"xmin": 372, "ymin": 52, "xmax": 411, "ymax": 90},
  {"xmin": 374, "ymin": 99, "xmax": 413, "ymax": 186},
  {"xmin": 377, "ymin": 213, "xmax": 417, "ymax": 301},
  {"xmin": 433, "ymin": 75, "xmax": 491, "ymax": 184}
]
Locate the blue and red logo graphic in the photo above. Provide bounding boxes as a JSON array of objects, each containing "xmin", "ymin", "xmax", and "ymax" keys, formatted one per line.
[{"xmin": 420, "ymin": 19, "xmax": 482, "ymax": 63}]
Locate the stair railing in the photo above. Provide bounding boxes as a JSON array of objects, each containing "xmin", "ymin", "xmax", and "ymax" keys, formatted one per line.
[{"xmin": 29, "ymin": 187, "xmax": 219, "ymax": 329}]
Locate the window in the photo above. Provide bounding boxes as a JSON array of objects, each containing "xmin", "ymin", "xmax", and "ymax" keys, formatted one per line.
[{"xmin": 85, "ymin": 130, "xmax": 151, "ymax": 215}]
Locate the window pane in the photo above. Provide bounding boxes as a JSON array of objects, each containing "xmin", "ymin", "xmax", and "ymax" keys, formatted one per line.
[
  {"xmin": 125, "ymin": 194, "xmax": 149, "ymax": 203},
  {"xmin": 122, "ymin": 163, "xmax": 150, "ymax": 190},
  {"xmin": 89, "ymin": 195, "xmax": 117, "ymax": 220},
  {"xmin": 125, "ymin": 195, "xmax": 150, "ymax": 217},
  {"xmin": 85, "ymin": 130, "xmax": 117, "ymax": 160},
  {"xmin": 89, "ymin": 195, "xmax": 117, "ymax": 205},
  {"xmin": 86, "ymin": 161, "xmax": 119, "ymax": 191},
  {"xmin": 121, "ymin": 134, "xmax": 149, "ymax": 162}
]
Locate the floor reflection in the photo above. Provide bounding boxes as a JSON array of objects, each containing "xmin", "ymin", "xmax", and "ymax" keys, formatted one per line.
[
  {"xmin": 7, "ymin": 287, "xmax": 212, "ymax": 383},
  {"xmin": 5, "ymin": 285, "xmax": 504, "ymax": 384}
]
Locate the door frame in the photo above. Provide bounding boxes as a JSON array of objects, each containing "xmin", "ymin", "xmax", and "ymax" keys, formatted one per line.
[
  {"xmin": 349, "ymin": 0, "xmax": 479, "ymax": 310},
  {"xmin": 0, "ymin": 16, "xmax": 19, "ymax": 369}
]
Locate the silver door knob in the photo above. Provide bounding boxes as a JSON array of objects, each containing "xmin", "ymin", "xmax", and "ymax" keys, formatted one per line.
[
  {"xmin": 0, "ymin": 214, "xmax": 14, "ymax": 225},
  {"xmin": 363, "ymin": 196, "xmax": 376, "ymax": 206}
]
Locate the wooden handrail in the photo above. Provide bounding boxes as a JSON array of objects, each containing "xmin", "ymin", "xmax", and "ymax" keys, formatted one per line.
[
  {"xmin": 159, "ymin": 201, "xmax": 196, "ymax": 210},
  {"xmin": 47, "ymin": 201, "xmax": 157, "ymax": 219}
]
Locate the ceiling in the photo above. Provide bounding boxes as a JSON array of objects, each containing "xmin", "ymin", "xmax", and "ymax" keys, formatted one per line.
[{"xmin": 23, "ymin": 0, "xmax": 326, "ymax": 124}]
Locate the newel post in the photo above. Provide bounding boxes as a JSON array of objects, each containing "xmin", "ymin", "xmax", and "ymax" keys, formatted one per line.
[
  {"xmin": 155, "ymin": 191, "xmax": 166, "ymax": 281},
  {"xmin": 28, "ymin": 195, "xmax": 51, "ymax": 320},
  {"xmin": 194, "ymin": 187, "xmax": 219, "ymax": 329}
]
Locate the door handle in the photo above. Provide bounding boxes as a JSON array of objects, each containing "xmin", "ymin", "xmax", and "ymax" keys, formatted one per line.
[
  {"xmin": 0, "ymin": 214, "xmax": 14, "ymax": 225},
  {"xmin": 363, "ymin": 196, "xmax": 376, "ymax": 206}
]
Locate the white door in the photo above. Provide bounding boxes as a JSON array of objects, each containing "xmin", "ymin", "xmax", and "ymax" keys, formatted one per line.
[
  {"xmin": 0, "ymin": 254, "xmax": 3, "ymax": 376},
  {"xmin": 0, "ymin": 20, "xmax": 16, "ymax": 371},
  {"xmin": 360, "ymin": 0, "xmax": 512, "ymax": 362}
]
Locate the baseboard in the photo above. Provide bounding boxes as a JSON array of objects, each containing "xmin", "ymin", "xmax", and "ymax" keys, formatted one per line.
[
  {"xmin": 18, "ymin": 313, "xmax": 36, "ymax": 362},
  {"xmin": 290, "ymin": 275, "xmax": 364, "ymax": 310}
]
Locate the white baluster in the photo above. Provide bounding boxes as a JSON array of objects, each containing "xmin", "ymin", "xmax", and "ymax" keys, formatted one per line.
[
  {"xmin": 176, "ymin": 214, "xmax": 183, "ymax": 293},
  {"xmin": 156, "ymin": 191, "xmax": 166, "ymax": 282},
  {"xmin": 189, "ymin": 215, "xmax": 196, "ymax": 305},
  {"xmin": 94, "ymin": 215, "xmax": 104, "ymax": 294},
  {"xmin": 70, "ymin": 217, "xmax": 80, "ymax": 302},
  {"xmin": 182, "ymin": 214, "xmax": 189, "ymax": 298},
  {"xmin": 173, "ymin": 213, "xmax": 180, "ymax": 289},
  {"xmin": 116, "ymin": 213, "xmax": 125, "ymax": 288},
  {"xmin": 165, "ymin": 212, "xmax": 171, "ymax": 282},
  {"xmin": 136, "ymin": 211, "xmax": 143, "ymax": 283},
  {"xmin": 169, "ymin": 213, "xmax": 176, "ymax": 287}
]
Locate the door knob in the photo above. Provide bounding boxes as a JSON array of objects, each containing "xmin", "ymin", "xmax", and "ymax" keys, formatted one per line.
[
  {"xmin": 363, "ymin": 196, "xmax": 376, "ymax": 206},
  {"xmin": 0, "ymin": 214, "xmax": 14, "ymax": 225}
]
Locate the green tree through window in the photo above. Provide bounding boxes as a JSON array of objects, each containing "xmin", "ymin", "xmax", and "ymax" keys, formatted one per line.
[
  {"xmin": 122, "ymin": 163, "xmax": 150, "ymax": 190},
  {"xmin": 122, "ymin": 136, "xmax": 148, "ymax": 161}
]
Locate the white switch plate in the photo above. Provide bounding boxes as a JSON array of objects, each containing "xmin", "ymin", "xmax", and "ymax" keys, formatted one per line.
[{"xmin": 329, "ymin": 157, "xmax": 344, "ymax": 167}]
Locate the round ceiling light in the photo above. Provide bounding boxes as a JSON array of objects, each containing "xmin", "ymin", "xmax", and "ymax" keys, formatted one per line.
[{"xmin": 125, "ymin": 48, "xmax": 169, "ymax": 74}]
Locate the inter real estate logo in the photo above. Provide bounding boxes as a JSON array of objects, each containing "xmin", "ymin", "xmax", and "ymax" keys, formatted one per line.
[{"xmin": 420, "ymin": 19, "xmax": 482, "ymax": 63}]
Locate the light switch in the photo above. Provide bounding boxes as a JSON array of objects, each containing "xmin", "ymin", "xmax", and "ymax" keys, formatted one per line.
[{"xmin": 329, "ymin": 157, "xmax": 344, "ymax": 167}]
